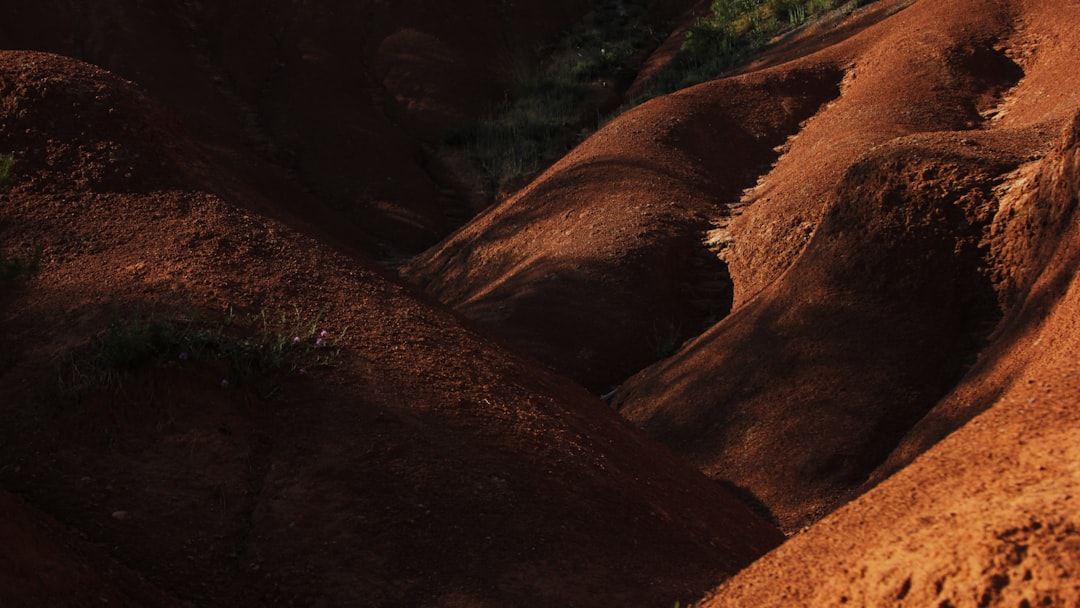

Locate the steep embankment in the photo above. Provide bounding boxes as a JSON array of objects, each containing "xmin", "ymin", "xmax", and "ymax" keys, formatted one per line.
[
  {"xmin": 406, "ymin": 0, "xmax": 1080, "ymax": 537},
  {"xmin": 399, "ymin": 0, "xmax": 918, "ymax": 394},
  {"xmin": 403, "ymin": 63, "xmax": 846, "ymax": 392},
  {"xmin": 619, "ymin": 127, "xmax": 1040, "ymax": 529},
  {"xmin": 699, "ymin": 109, "xmax": 1080, "ymax": 608},
  {"xmin": 5, "ymin": 0, "xmax": 1080, "ymax": 604},
  {"xmin": 0, "ymin": 51, "xmax": 781, "ymax": 607},
  {"xmin": 616, "ymin": 0, "xmax": 1080, "ymax": 531},
  {"xmin": 866, "ymin": 0, "xmax": 1080, "ymax": 481}
]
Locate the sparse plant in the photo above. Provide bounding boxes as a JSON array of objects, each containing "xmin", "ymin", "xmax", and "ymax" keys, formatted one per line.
[
  {"xmin": 788, "ymin": 4, "xmax": 807, "ymax": 25},
  {"xmin": 637, "ymin": 0, "xmax": 875, "ymax": 101},
  {"xmin": 0, "ymin": 153, "xmax": 13, "ymax": 189},
  {"xmin": 449, "ymin": 80, "xmax": 588, "ymax": 191},
  {"xmin": 449, "ymin": 0, "xmax": 876, "ymax": 195},
  {"xmin": 62, "ymin": 304, "xmax": 346, "ymax": 398},
  {"xmin": 448, "ymin": 0, "xmax": 660, "ymax": 195}
]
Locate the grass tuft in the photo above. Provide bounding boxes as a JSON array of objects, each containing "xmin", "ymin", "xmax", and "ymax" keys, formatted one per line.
[
  {"xmin": 0, "ymin": 154, "xmax": 13, "ymax": 189},
  {"xmin": 448, "ymin": 0, "xmax": 660, "ymax": 194},
  {"xmin": 635, "ymin": 0, "xmax": 872, "ymax": 101},
  {"xmin": 63, "ymin": 305, "xmax": 347, "ymax": 398},
  {"xmin": 448, "ymin": 0, "xmax": 876, "ymax": 197}
]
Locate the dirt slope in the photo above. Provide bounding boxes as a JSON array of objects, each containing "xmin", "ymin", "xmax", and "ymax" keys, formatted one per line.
[
  {"xmin": 718, "ymin": 0, "xmax": 1026, "ymax": 306},
  {"xmin": 405, "ymin": 0, "xmax": 1080, "ymax": 536},
  {"xmin": 618, "ymin": 126, "xmax": 1041, "ymax": 529},
  {"xmin": 401, "ymin": 0, "xmax": 989, "ymax": 392},
  {"xmin": 0, "ymin": 51, "xmax": 781, "ymax": 606},
  {"xmin": 0, "ymin": 489, "xmax": 181, "ymax": 608},
  {"xmin": 0, "ymin": 1, "xmax": 592, "ymax": 254},
  {"xmin": 866, "ymin": 0, "xmax": 1080, "ymax": 481},
  {"xmin": 615, "ymin": 0, "xmax": 1080, "ymax": 531},
  {"xmin": 698, "ymin": 112, "xmax": 1080, "ymax": 607},
  {"xmin": 6, "ymin": 0, "xmax": 1080, "ymax": 604},
  {"xmin": 403, "ymin": 63, "xmax": 846, "ymax": 392}
]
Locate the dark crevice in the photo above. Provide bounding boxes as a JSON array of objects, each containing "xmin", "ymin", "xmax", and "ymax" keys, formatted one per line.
[{"xmin": 715, "ymin": 479, "xmax": 779, "ymax": 528}]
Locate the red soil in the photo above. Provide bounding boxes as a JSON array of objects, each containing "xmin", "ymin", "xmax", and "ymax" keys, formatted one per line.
[
  {"xmin": 403, "ymin": 63, "xmax": 846, "ymax": 392},
  {"xmin": 617, "ymin": 0, "xmax": 1080, "ymax": 532},
  {"xmin": 700, "ymin": 102, "xmax": 1080, "ymax": 608},
  {"xmin": 4, "ymin": 0, "xmax": 1080, "ymax": 604},
  {"xmin": 405, "ymin": 0, "xmax": 1080, "ymax": 537},
  {"xmin": 0, "ymin": 50, "xmax": 779, "ymax": 606}
]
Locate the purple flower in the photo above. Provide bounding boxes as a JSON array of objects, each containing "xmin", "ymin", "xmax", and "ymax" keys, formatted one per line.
[
  {"xmin": 298, "ymin": 367, "xmax": 307, "ymax": 375},
  {"xmin": 292, "ymin": 336, "xmax": 302, "ymax": 343},
  {"xmin": 315, "ymin": 338, "xmax": 325, "ymax": 347},
  {"xmin": 220, "ymin": 379, "xmax": 230, "ymax": 388},
  {"xmin": 178, "ymin": 352, "xmax": 189, "ymax": 361},
  {"xmin": 319, "ymin": 330, "xmax": 329, "ymax": 338}
]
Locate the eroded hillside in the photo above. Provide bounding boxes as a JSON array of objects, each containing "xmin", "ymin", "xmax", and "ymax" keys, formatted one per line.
[
  {"xmin": 3, "ymin": 0, "xmax": 1080, "ymax": 606},
  {"xmin": 0, "ymin": 50, "xmax": 779, "ymax": 607}
]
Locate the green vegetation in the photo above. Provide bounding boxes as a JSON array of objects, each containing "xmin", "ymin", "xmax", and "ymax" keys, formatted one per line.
[
  {"xmin": 448, "ymin": 0, "xmax": 660, "ymax": 193},
  {"xmin": 447, "ymin": 79, "xmax": 589, "ymax": 192},
  {"xmin": 64, "ymin": 305, "xmax": 346, "ymax": 397},
  {"xmin": 643, "ymin": 0, "xmax": 872, "ymax": 98},
  {"xmin": 0, "ymin": 153, "xmax": 13, "ymax": 189},
  {"xmin": 449, "ymin": 0, "xmax": 874, "ymax": 198}
]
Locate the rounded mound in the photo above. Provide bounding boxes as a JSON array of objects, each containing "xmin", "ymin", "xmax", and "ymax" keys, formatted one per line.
[
  {"xmin": 613, "ymin": 0, "xmax": 1080, "ymax": 531},
  {"xmin": 0, "ymin": 50, "xmax": 781, "ymax": 606},
  {"xmin": 403, "ymin": 64, "xmax": 844, "ymax": 392},
  {"xmin": 0, "ymin": 51, "xmax": 197, "ymax": 193},
  {"xmin": 699, "ymin": 118, "xmax": 1080, "ymax": 599}
]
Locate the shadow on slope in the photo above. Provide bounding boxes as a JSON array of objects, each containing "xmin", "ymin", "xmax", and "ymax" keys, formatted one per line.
[
  {"xmin": 0, "ymin": 490, "xmax": 181, "ymax": 608},
  {"xmin": 870, "ymin": 109, "xmax": 1080, "ymax": 484},
  {"xmin": 404, "ymin": 65, "xmax": 845, "ymax": 393},
  {"xmin": 698, "ymin": 110, "xmax": 1080, "ymax": 608},
  {"xmin": 616, "ymin": 131, "xmax": 1033, "ymax": 530},
  {"xmin": 0, "ymin": 50, "xmax": 782, "ymax": 607},
  {"xmin": 0, "ymin": 0, "xmax": 595, "ymax": 256}
]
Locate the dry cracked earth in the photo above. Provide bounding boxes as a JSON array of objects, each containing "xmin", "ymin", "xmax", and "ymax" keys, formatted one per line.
[{"xmin": 2, "ymin": 0, "xmax": 1080, "ymax": 606}]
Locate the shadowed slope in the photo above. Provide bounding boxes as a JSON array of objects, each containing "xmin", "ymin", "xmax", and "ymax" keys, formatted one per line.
[
  {"xmin": 0, "ymin": 490, "xmax": 182, "ymax": 608},
  {"xmin": 615, "ymin": 0, "xmax": 1080, "ymax": 531},
  {"xmin": 401, "ymin": 0, "xmax": 1031, "ymax": 395},
  {"xmin": 617, "ymin": 128, "xmax": 1038, "ymax": 529},
  {"xmin": 698, "ymin": 112, "xmax": 1080, "ymax": 608},
  {"xmin": 720, "ymin": 0, "xmax": 1025, "ymax": 307},
  {"xmin": 404, "ymin": 64, "xmax": 844, "ymax": 392},
  {"xmin": 0, "ymin": 0, "xmax": 592, "ymax": 254},
  {"xmin": 865, "ymin": 0, "xmax": 1080, "ymax": 482},
  {"xmin": 0, "ymin": 51, "xmax": 780, "ymax": 607}
]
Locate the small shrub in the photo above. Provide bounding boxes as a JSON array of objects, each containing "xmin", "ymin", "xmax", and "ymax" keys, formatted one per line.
[
  {"xmin": 788, "ymin": 4, "xmax": 807, "ymax": 25},
  {"xmin": 93, "ymin": 314, "xmax": 172, "ymax": 371},
  {"xmin": 448, "ymin": 0, "xmax": 660, "ymax": 194},
  {"xmin": 638, "ymin": 0, "xmax": 874, "ymax": 101},
  {"xmin": 449, "ymin": 0, "xmax": 876, "ymax": 192},
  {"xmin": 450, "ymin": 81, "xmax": 588, "ymax": 190},
  {"xmin": 0, "ymin": 154, "xmax": 13, "ymax": 189},
  {"xmin": 63, "ymin": 305, "xmax": 346, "ymax": 398}
]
